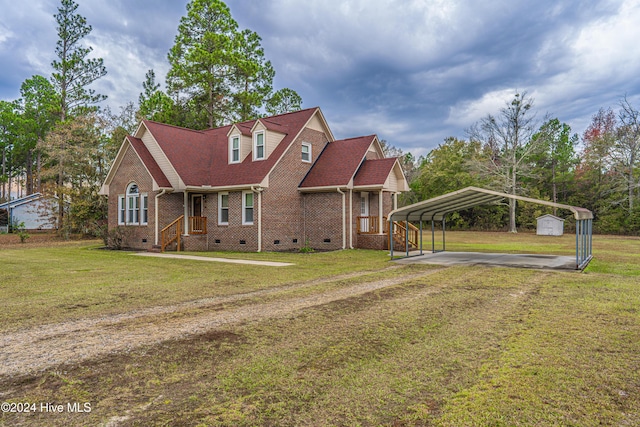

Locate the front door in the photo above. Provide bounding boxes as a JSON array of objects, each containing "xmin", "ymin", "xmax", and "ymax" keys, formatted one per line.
[
  {"xmin": 360, "ymin": 192, "xmax": 369, "ymax": 232},
  {"xmin": 192, "ymin": 195, "xmax": 203, "ymax": 232}
]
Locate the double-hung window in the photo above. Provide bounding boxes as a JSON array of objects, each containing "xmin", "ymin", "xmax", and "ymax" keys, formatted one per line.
[
  {"xmin": 243, "ymin": 191, "xmax": 254, "ymax": 225},
  {"xmin": 141, "ymin": 194, "xmax": 148, "ymax": 225},
  {"xmin": 254, "ymin": 131, "xmax": 265, "ymax": 160},
  {"xmin": 301, "ymin": 142, "xmax": 311, "ymax": 163},
  {"xmin": 121, "ymin": 183, "xmax": 147, "ymax": 226},
  {"xmin": 218, "ymin": 193, "xmax": 229, "ymax": 225},
  {"xmin": 118, "ymin": 195, "xmax": 125, "ymax": 225},
  {"xmin": 127, "ymin": 183, "xmax": 140, "ymax": 224},
  {"xmin": 230, "ymin": 135, "xmax": 240, "ymax": 163}
]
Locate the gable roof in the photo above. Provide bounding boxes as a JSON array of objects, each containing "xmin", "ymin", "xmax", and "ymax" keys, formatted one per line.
[
  {"xmin": 102, "ymin": 107, "xmax": 410, "ymax": 194},
  {"xmin": 537, "ymin": 214, "xmax": 565, "ymax": 221},
  {"xmin": 127, "ymin": 136, "xmax": 171, "ymax": 188},
  {"xmin": 0, "ymin": 193, "xmax": 65, "ymax": 210},
  {"xmin": 389, "ymin": 186, "xmax": 593, "ymax": 222},
  {"xmin": 143, "ymin": 107, "xmax": 319, "ymax": 188},
  {"xmin": 353, "ymin": 158, "xmax": 398, "ymax": 187},
  {"xmin": 299, "ymin": 135, "xmax": 375, "ymax": 188},
  {"xmin": 0, "ymin": 193, "xmax": 45, "ymax": 210}
]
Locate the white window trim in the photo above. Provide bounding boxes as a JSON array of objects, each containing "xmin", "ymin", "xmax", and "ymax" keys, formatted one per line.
[
  {"xmin": 218, "ymin": 192, "xmax": 229, "ymax": 225},
  {"xmin": 117, "ymin": 195, "xmax": 125, "ymax": 225},
  {"xmin": 242, "ymin": 191, "xmax": 254, "ymax": 225},
  {"xmin": 253, "ymin": 131, "xmax": 265, "ymax": 161},
  {"xmin": 229, "ymin": 134, "xmax": 241, "ymax": 164},
  {"xmin": 301, "ymin": 142, "xmax": 312, "ymax": 163},
  {"xmin": 126, "ymin": 183, "xmax": 140, "ymax": 225},
  {"xmin": 141, "ymin": 193, "xmax": 148, "ymax": 225}
]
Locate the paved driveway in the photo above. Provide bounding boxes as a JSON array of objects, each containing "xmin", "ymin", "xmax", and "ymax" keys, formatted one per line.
[{"xmin": 393, "ymin": 251, "xmax": 578, "ymax": 270}]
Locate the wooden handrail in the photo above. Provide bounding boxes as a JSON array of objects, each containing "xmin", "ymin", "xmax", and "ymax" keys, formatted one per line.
[
  {"xmin": 389, "ymin": 220, "xmax": 419, "ymax": 250},
  {"xmin": 161, "ymin": 215, "xmax": 184, "ymax": 252},
  {"xmin": 189, "ymin": 216, "xmax": 207, "ymax": 235},
  {"xmin": 356, "ymin": 216, "xmax": 380, "ymax": 234}
]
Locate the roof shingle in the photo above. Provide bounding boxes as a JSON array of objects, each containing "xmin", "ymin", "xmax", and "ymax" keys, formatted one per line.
[
  {"xmin": 299, "ymin": 135, "xmax": 375, "ymax": 188},
  {"xmin": 143, "ymin": 108, "xmax": 318, "ymax": 187},
  {"xmin": 353, "ymin": 157, "xmax": 398, "ymax": 187}
]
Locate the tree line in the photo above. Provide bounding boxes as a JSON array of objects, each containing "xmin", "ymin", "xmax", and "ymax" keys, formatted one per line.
[
  {"xmin": 395, "ymin": 92, "xmax": 640, "ymax": 234},
  {"xmin": 1, "ymin": 1, "xmax": 639, "ymax": 236},
  {"xmin": 0, "ymin": 0, "xmax": 302, "ymax": 236}
]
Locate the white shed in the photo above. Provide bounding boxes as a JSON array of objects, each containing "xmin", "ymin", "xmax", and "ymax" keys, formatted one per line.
[
  {"xmin": 0, "ymin": 193, "xmax": 59, "ymax": 231},
  {"xmin": 536, "ymin": 214, "xmax": 564, "ymax": 236}
]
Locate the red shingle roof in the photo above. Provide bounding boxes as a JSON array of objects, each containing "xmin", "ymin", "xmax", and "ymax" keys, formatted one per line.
[
  {"xmin": 299, "ymin": 135, "xmax": 375, "ymax": 188},
  {"xmin": 353, "ymin": 158, "xmax": 398, "ymax": 187},
  {"xmin": 127, "ymin": 136, "xmax": 171, "ymax": 188},
  {"xmin": 142, "ymin": 108, "xmax": 318, "ymax": 187}
]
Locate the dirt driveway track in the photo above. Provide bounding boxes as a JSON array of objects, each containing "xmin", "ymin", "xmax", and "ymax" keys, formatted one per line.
[{"xmin": 0, "ymin": 267, "xmax": 442, "ymax": 378}]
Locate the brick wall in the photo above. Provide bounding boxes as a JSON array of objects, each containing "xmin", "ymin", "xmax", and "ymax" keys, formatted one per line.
[
  {"xmin": 303, "ymin": 192, "xmax": 345, "ymax": 250},
  {"xmin": 204, "ymin": 191, "xmax": 258, "ymax": 252},
  {"xmin": 357, "ymin": 234, "xmax": 389, "ymax": 250},
  {"xmin": 262, "ymin": 128, "xmax": 330, "ymax": 251},
  {"xmin": 108, "ymin": 145, "xmax": 156, "ymax": 250},
  {"xmin": 107, "ymin": 127, "xmax": 400, "ymax": 253}
]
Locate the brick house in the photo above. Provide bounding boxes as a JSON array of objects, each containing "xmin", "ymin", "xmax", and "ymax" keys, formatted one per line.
[{"xmin": 100, "ymin": 107, "xmax": 409, "ymax": 252}]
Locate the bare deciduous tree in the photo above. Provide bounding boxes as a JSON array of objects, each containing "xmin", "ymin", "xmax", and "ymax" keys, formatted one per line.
[{"xmin": 467, "ymin": 92, "xmax": 540, "ymax": 232}]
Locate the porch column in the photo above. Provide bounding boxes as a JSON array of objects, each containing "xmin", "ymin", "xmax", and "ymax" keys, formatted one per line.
[
  {"xmin": 378, "ymin": 190, "xmax": 383, "ymax": 234},
  {"xmin": 183, "ymin": 191, "xmax": 189, "ymax": 235},
  {"xmin": 349, "ymin": 189, "xmax": 353, "ymax": 249}
]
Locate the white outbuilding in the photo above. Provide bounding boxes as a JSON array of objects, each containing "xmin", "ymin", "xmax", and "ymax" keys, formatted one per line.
[
  {"xmin": 0, "ymin": 193, "xmax": 59, "ymax": 232},
  {"xmin": 536, "ymin": 214, "xmax": 565, "ymax": 236}
]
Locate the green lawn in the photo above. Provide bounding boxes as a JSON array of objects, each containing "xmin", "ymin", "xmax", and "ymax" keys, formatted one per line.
[
  {"xmin": 0, "ymin": 243, "xmax": 390, "ymax": 331},
  {"xmin": 1, "ymin": 233, "xmax": 639, "ymax": 426}
]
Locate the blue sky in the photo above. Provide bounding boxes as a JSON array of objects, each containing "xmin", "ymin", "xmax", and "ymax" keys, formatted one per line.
[{"xmin": 1, "ymin": 0, "xmax": 639, "ymax": 157}]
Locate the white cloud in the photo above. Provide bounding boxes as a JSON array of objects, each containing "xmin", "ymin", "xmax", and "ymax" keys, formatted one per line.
[
  {"xmin": 0, "ymin": 23, "xmax": 12, "ymax": 46},
  {"xmin": 445, "ymin": 88, "xmax": 518, "ymax": 127}
]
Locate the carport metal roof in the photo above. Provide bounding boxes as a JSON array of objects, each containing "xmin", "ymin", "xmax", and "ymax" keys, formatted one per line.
[
  {"xmin": 388, "ymin": 186, "xmax": 593, "ymax": 222},
  {"xmin": 388, "ymin": 187, "xmax": 593, "ymax": 270}
]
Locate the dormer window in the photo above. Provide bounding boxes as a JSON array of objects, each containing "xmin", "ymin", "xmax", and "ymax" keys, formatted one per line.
[
  {"xmin": 229, "ymin": 135, "xmax": 240, "ymax": 163},
  {"xmin": 254, "ymin": 131, "xmax": 265, "ymax": 161}
]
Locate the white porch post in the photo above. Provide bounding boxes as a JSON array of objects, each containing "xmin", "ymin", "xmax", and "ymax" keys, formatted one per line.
[
  {"xmin": 349, "ymin": 189, "xmax": 353, "ymax": 249},
  {"xmin": 257, "ymin": 189, "xmax": 262, "ymax": 252},
  {"xmin": 378, "ymin": 190, "xmax": 383, "ymax": 234}
]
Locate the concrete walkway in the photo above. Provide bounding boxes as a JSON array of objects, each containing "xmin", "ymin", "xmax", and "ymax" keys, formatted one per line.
[
  {"xmin": 134, "ymin": 252, "xmax": 294, "ymax": 267},
  {"xmin": 393, "ymin": 251, "xmax": 578, "ymax": 271}
]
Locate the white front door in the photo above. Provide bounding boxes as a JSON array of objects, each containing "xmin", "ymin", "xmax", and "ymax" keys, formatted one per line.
[{"xmin": 360, "ymin": 192, "xmax": 369, "ymax": 232}]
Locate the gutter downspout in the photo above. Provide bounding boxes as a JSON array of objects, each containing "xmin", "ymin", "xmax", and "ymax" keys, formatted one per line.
[
  {"xmin": 337, "ymin": 188, "xmax": 346, "ymax": 249},
  {"xmin": 154, "ymin": 189, "xmax": 168, "ymax": 245},
  {"xmin": 251, "ymin": 186, "xmax": 264, "ymax": 252}
]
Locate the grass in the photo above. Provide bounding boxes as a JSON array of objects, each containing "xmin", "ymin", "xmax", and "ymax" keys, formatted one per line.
[
  {"xmin": 1, "ymin": 233, "xmax": 639, "ymax": 426},
  {"xmin": 0, "ymin": 243, "xmax": 390, "ymax": 331}
]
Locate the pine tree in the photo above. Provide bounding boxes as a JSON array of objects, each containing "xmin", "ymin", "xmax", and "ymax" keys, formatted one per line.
[{"xmin": 51, "ymin": 0, "xmax": 107, "ymax": 121}]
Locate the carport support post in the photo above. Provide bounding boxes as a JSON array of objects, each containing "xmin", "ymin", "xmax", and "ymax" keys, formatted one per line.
[
  {"xmin": 591, "ymin": 219, "xmax": 593, "ymax": 256},
  {"xmin": 405, "ymin": 220, "xmax": 409, "ymax": 257},
  {"xmin": 576, "ymin": 219, "xmax": 581, "ymax": 268},
  {"xmin": 389, "ymin": 219, "xmax": 394, "ymax": 259},
  {"xmin": 442, "ymin": 216, "xmax": 446, "ymax": 252},
  {"xmin": 419, "ymin": 220, "xmax": 423, "ymax": 255},
  {"xmin": 431, "ymin": 220, "xmax": 435, "ymax": 253}
]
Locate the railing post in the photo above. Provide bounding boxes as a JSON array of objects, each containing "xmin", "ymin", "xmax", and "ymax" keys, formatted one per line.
[{"xmin": 177, "ymin": 218, "xmax": 181, "ymax": 252}]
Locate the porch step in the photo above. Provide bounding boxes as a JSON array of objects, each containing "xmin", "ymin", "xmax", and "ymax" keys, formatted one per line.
[{"xmin": 148, "ymin": 245, "xmax": 162, "ymax": 253}]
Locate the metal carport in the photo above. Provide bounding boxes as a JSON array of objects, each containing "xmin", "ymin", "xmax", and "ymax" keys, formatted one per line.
[{"xmin": 388, "ymin": 187, "xmax": 594, "ymax": 270}]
